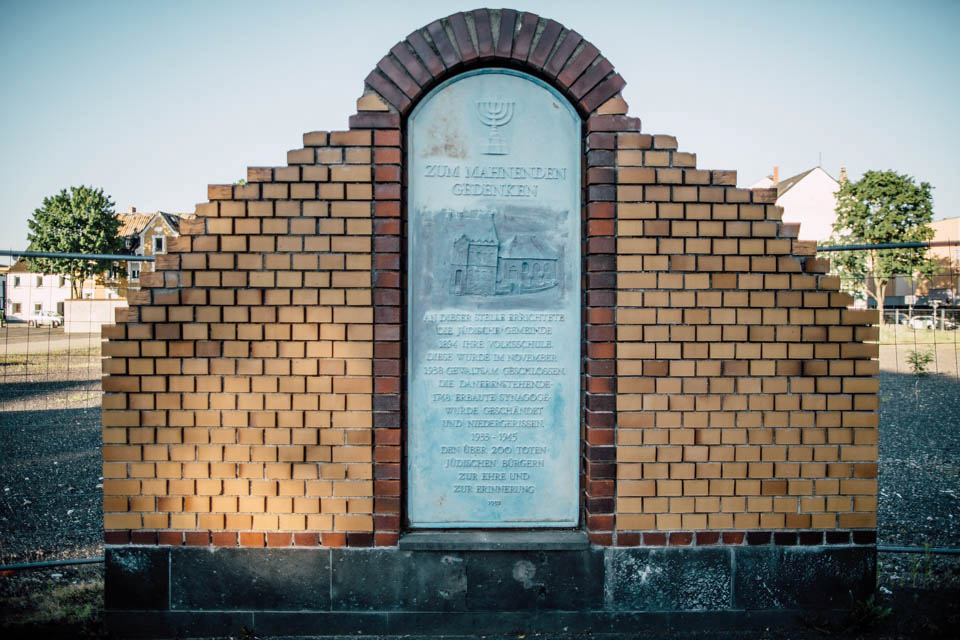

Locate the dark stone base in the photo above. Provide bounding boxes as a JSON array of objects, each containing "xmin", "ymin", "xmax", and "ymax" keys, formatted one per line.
[
  {"xmin": 105, "ymin": 543, "xmax": 875, "ymax": 638},
  {"xmin": 398, "ymin": 529, "xmax": 590, "ymax": 550}
]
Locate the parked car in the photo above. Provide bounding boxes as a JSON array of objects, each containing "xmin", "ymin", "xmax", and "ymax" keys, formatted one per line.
[
  {"xmin": 28, "ymin": 310, "xmax": 63, "ymax": 327},
  {"xmin": 910, "ymin": 315, "xmax": 958, "ymax": 330}
]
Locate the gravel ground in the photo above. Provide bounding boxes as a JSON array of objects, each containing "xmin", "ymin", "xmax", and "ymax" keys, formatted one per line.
[
  {"xmin": 0, "ymin": 343, "xmax": 958, "ymax": 638},
  {"xmin": 873, "ymin": 367, "xmax": 960, "ymax": 637},
  {"xmin": 0, "ymin": 405, "xmax": 103, "ymax": 564},
  {"xmin": 0, "ymin": 335, "xmax": 103, "ymax": 564},
  {"xmin": 877, "ymin": 370, "xmax": 960, "ymax": 549},
  {"xmin": 0, "ymin": 341, "xmax": 105, "ymax": 638}
]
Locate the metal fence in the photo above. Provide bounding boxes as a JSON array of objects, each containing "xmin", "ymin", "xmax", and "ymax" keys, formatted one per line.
[
  {"xmin": 0, "ymin": 252, "xmax": 146, "ymax": 566},
  {"xmin": 1, "ymin": 250, "xmax": 958, "ymax": 570},
  {"xmin": 874, "ymin": 306, "xmax": 960, "ymax": 377},
  {"xmin": 1, "ymin": 256, "xmax": 128, "ymax": 412},
  {"xmin": 831, "ymin": 265, "xmax": 960, "ymax": 378}
]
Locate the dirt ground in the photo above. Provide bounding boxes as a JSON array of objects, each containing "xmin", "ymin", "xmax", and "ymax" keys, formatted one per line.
[
  {"xmin": 0, "ymin": 325, "xmax": 101, "ymax": 355},
  {"xmin": 0, "ymin": 338, "xmax": 958, "ymax": 639}
]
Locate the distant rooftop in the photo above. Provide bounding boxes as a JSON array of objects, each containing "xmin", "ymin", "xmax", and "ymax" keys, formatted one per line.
[
  {"xmin": 116, "ymin": 211, "xmax": 193, "ymax": 237},
  {"xmin": 752, "ymin": 166, "xmax": 839, "ymax": 197}
]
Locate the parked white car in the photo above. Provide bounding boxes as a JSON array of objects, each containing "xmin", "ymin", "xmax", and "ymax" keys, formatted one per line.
[
  {"xmin": 909, "ymin": 315, "xmax": 935, "ymax": 330},
  {"xmin": 28, "ymin": 310, "xmax": 63, "ymax": 327}
]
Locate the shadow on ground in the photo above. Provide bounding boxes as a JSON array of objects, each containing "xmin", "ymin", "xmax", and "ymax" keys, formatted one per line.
[{"xmin": 0, "ymin": 365, "xmax": 958, "ymax": 638}]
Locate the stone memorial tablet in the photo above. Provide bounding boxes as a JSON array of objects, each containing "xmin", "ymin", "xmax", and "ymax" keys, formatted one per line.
[{"xmin": 407, "ymin": 69, "xmax": 581, "ymax": 527}]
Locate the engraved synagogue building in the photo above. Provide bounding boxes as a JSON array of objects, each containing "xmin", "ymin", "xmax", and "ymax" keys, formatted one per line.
[{"xmin": 449, "ymin": 213, "xmax": 560, "ymax": 297}]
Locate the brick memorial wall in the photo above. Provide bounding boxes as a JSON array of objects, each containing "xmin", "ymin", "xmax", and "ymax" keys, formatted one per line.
[{"xmin": 103, "ymin": 9, "xmax": 879, "ymax": 635}]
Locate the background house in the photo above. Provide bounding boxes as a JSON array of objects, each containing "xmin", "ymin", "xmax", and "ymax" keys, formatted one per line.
[
  {"xmin": 5, "ymin": 258, "xmax": 125, "ymax": 324},
  {"xmin": 4, "ymin": 208, "xmax": 188, "ymax": 328},
  {"xmin": 117, "ymin": 209, "xmax": 190, "ymax": 289},
  {"xmin": 926, "ymin": 216, "xmax": 960, "ymax": 303},
  {"xmin": 880, "ymin": 218, "xmax": 960, "ymax": 308},
  {"xmin": 5, "ymin": 261, "xmax": 72, "ymax": 322},
  {"xmin": 0, "ymin": 265, "xmax": 7, "ymax": 319},
  {"xmin": 750, "ymin": 166, "xmax": 841, "ymax": 242}
]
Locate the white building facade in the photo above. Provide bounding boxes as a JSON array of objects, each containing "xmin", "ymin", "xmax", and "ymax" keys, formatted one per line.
[
  {"xmin": 751, "ymin": 167, "xmax": 840, "ymax": 243},
  {"xmin": 4, "ymin": 210, "xmax": 187, "ymax": 326},
  {"xmin": 5, "ymin": 265, "xmax": 71, "ymax": 322}
]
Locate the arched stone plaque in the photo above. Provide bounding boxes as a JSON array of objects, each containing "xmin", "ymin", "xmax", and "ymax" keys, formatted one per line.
[{"xmin": 407, "ymin": 69, "xmax": 581, "ymax": 527}]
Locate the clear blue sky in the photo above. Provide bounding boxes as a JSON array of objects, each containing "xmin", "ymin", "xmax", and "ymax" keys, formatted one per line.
[{"xmin": 1, "ymin": 0, "xmax": 958, "ymax": 254}]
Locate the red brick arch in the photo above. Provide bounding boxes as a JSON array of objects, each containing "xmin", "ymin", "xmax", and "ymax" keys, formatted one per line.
[
  {"xmin": 363, "ymin": 9, "xmax": 625, "ymax": 117},
  {"xmin": 358, "ymin": 9, "xmax": 627, "ymax": 546}
]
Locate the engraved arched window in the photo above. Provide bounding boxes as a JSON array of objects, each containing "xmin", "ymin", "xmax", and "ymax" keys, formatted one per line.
[{"xmin": 407, "ymin": 69, "xmax": 581, "ymax": 528}]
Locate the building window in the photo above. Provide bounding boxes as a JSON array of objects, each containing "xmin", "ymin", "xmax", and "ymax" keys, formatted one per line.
[
  {"xmin": 129, "ymin": 262, "xmax": 141, "ymax": 281},
  {"xmin": 59, "ymin": 276, "xmax": 66, "ymax": 288},
  {"xmin": 57, "ymin": 301, "xmax": 64, "ymax": 315},
  {"xmin": 154, "ymin": 236, "xmax": 165, "ymax": 254},
  {"xmin": 13, "ymin": 303, "xmax": 21, "ymax": 314},
  {"xmin": 34, "ymin": 303, "xmax": 42, "ymax": 312},
  {"xmin": 36, "ymin": 276, "xmax": 43, "ymax": 287},
  {"xmin": 13, "ymin": 276, "xmax": 20, "ymax": 287}
]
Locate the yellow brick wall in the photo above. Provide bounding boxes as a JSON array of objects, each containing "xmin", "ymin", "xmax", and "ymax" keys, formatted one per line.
[
  {"xmin": 101, "ymin": 84, "xmax": 879, "ymax": 547},
  {"xmin": 103, "ymin": 125, "xmax": 379, "ymax": 547},
  {"xmin": 613, "ymin": 129, "xmax": 879, "ymax": 535}
]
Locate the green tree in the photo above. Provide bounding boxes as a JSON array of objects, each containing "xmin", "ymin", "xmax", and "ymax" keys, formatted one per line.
[
  {"xmin": 826, "ymin": 170, "xmax": 936, "ymax": 324},
  {"xmin": 26, "ymin": 186, "xmax": 124, "ymax": 299}
]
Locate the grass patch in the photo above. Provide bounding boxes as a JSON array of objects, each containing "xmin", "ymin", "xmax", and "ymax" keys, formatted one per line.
[
  {"xmin": 0, "ymin": 348, "xmax": 101, "ymax": 376},
  {"xmin": 1, "ymin": 575, "xmax": 104, "ymax": 636}
]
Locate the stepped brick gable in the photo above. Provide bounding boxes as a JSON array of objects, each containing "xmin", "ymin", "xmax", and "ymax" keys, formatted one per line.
[{"xmin": 101, "ymin": 8, "xmax": 878, "ymax": 551}]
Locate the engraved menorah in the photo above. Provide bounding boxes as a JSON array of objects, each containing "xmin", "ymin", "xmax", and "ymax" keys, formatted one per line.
[{"xmin": 476, "ymin": 100, "xmax": 515, "ymax": 155}]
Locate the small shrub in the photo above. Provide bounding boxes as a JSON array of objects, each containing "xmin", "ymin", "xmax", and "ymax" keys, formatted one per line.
[
  {"xmin": 845, "ymin": 594, "xmax": 893, "ymax": 633},
  {"xmin": 906, "ymin": 349, "xmax": 934, "ymax": 376}
]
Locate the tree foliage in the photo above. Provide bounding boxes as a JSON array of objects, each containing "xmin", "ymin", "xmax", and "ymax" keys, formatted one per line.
[
  {"xmin": 826, "ymin": 170, "xmax": 936, "ymax": 322},
  {"xmin": 26, "ymin": 186, "xmax": 123, "ymax": 299}
]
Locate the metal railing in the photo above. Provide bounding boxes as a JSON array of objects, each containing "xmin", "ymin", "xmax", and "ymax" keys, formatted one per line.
[
  {"xmin": 0, "ymin": 251, "xmax": 141, "ymax": 567},
  {"xmin": 1, "ymin": 249, "xmax": 958, "ymax": 571}
]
